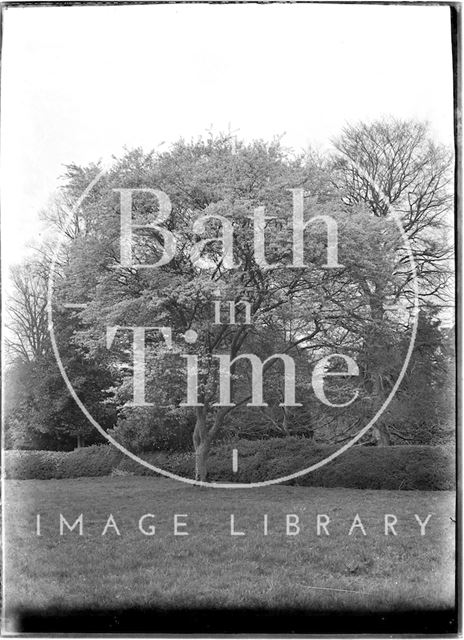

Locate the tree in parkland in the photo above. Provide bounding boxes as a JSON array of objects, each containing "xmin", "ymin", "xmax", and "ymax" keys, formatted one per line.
[
  {"xmin": 10, "ymin": 122, "xmax": 453, "ymax": 465},
  {"xmin": 330, "ymin": 118, "xmax": 453, "ymax": 445},
  {"xmin": 51, "ymin": 134, "xmax": 416, "ymax": 480},
  {"xmin": 375, "ymin": 309, "xmax": 455, "ymax": 446},
  {"xmin": 5, "ymin": 256, "xmax": 116, "ymax": 450}
]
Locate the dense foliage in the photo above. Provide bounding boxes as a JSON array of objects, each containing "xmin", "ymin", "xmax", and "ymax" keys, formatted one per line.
[
  {"xmin": 4, "ymin": 440, "xmax": 455, "ymax": 490},
  {"xmin": 4, "ymin": 119, "xmax": 455, "ymax": 476},
  {"xmin": 4, "ymin": 445, "xmax": 122, "ymax": 479}
]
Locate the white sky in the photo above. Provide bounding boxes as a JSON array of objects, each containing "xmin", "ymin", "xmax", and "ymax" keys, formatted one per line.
[{"xmin": 1, "ymin": 3, "xmax": 454, "ymax": 273}]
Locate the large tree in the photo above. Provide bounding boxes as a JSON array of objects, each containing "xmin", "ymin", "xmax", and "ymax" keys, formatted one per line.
[
  {"xmin": 5, "ymin": 255, "xmax": 116, "ymax": 450},
  {"xmin": 330, "ymin": 118, "xmax": 454, "ymax": 445},
  {"xmin": 53, "ymin": 136, "xmax": 408, "ymax": 479},
  {"xmin": 332, "ymin": 118, "xmax": 453, "ymax": 308}
]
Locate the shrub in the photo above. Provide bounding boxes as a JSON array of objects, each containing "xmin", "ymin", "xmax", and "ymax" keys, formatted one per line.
[
  {"xmin": 108, "ymin": 407, "xmax": 194, "ymax": 453},
  {"xmin": 115, "ymin": 438, "xmax": 455, "ymax": 490},
  {"xmin": 54, "ymin": 445, "xmax": 122, "ymax": 478},
  {"xmin": 4, "ymin": 439, "xmax": 456, "ymax": 491},
  {"xmin": 4, "ymin": 445, "xmax": 122, "ymax": 480},
  {"xmin": 4, "ymin": 450, "xmax": 61, "ymax": 480},
  {"xmin": 116, "ymin": 451, "xmax": 195, "ymax": 477}
]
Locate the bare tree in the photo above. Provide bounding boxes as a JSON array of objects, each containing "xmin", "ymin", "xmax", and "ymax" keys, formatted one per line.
[
  {"xmin": 40, "ymin": 187, "xmax": 83, "ymax": 242},
  {"xmin": 6, "ymin": 259, "xmax": 50, "ymax": 362},
  {"xmin": 332, "ymin": 118, "xmax": 453, "ymax": 309},
  {"xmin": 331, "ymin": 119, "xmax": 454, "ymax": 445}
]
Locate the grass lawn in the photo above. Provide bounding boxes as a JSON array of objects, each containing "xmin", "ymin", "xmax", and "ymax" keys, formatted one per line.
[{"xmin": 3, "ymin": 477, "xmax": 456, "ymax": 632}]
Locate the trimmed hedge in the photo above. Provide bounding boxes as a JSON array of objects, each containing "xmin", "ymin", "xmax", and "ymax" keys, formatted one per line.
[
  {"xmin": 3, "ymin": 439, "xmax": 456, "ymax": 490},
  {"xmin": 115, "ymin": 439, "xmax": 455, "ymax": 491},
  {"xmin": 4, "ymin": 445, "xmax": 122, "ymax": 480}
]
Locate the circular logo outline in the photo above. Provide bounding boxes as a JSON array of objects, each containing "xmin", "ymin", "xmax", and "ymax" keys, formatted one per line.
[{"xmin": 47, "ymin": 159, "xmax": 419, "ymax": 488}]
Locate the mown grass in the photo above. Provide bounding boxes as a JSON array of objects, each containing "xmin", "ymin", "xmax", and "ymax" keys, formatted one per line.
[{"xmin": 4, "ymin": 477, "xmax": 456, "ymax": 620}]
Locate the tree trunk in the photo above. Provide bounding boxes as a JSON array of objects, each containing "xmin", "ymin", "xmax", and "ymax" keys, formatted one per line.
[
  {"xmin": 373, "ymin": 424, "xmax": 391, "ymax": 446},
  {"xmin": 371, "ymin": 366, "xmax": 391, "ymax": 445},
  {"xmin": 193, "ymin": 406, "xmax": 210, "ymax": 482},
  {"xmin": 282, "ymin": 406, "xmax": 291, "ymax": 435},
  {"xmin": 192, "ymin": 406, "xmax": 227, "ymax": 482},
  {"xmin": 195, "ymin": 442, "xmax": 211, "ymax": 482}
]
